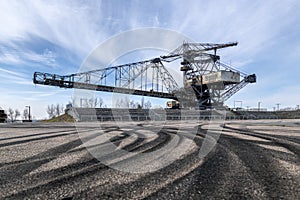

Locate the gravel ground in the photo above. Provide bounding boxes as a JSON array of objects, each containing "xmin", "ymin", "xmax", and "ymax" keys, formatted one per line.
[{"xmin": 0, "ymin": 120, "xmax": 299, "ymax": 199}]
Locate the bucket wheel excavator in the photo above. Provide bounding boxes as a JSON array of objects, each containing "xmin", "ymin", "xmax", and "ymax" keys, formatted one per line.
[{"xmin": 33, "ymin": 42, "xmax": 256, "ymax": 109}]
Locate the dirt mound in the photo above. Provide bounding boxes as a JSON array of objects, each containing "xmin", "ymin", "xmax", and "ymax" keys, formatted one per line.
[{"xmin": 42, "ymin": 113, "xmax": 75, "ymax": 122}]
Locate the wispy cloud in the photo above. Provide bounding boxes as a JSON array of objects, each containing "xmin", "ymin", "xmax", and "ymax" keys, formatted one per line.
[
  {"xmin": 0, "ymin": 0, "xmax": 299, "ymax": 118},
  {"xmin": 0, "ymin": 66, "xmax": 32, "ymax": 85},
  {"xmin": 0, "ymin": 1, "xmax": 109, "ymax": 78},
  {"xmin": 0, "ymin": 74, "xmax": 32, "ymax": 86},
  {"xmin": 168, "ymin": 0, "xmax": 300, "ymax": 64},
  {"xmin": 0, "ymin": 68, "xmax": 24, "ymax": 77},
  {"xmin": 0, "ymin": 47, "xmax": 57, "ymax": 68}
]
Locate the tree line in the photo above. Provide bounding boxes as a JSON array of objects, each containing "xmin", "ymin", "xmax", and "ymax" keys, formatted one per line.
[
  {"xmin": 77, "ymin": 97, "xmax": 105, "ymax": 108},
  {"xmin": 5, "ymin": 96, "xmax": 153, "ymax": 121},
  {"xmin": 46, "ymin": 104, "xmax": 65, "ymax": 119},
  {"xmin": 7, "ymin": 108, "xmax": 30, "ymax": 122},
  {"xmin": 114, "ymin": 97, "xmax": 152, "ymax": 109},
  {"xmin": 46, "ymin": 97, "xmax": 153, "ymax": 119},
  {"xmin": 73, "ymin": 96, "xmax": 152, "ymax": 109}
]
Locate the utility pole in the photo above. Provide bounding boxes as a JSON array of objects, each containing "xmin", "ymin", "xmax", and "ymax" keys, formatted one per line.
[{"xmin": 26, "ymin": 106, "xmax": 31, "ymax": 121}]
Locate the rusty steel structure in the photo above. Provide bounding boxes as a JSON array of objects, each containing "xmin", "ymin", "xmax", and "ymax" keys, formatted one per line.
[{"xmin": 33, "ymin": 42, "xmax": 256, "ymax": 109}]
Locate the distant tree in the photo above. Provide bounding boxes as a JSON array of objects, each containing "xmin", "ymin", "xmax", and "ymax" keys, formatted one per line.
[
  {"xmin": 115, "ymin": 98, "xmax": 129, "ymax": 108},
  {"xmin": 119, "ymin": 99, "xmax": 124, "ymax": 108},
  {"xmin": 60, "ymin": 104, "xmax": 65, "ymax": 114},
  {"xmin": 14, "ymin": 109, "xmax": 20, "ymax": 121},
  {"xmin": 84, "ymin": 99, "xmax": 89, "ymax": 108},
  {"xmin": 88, "ymin": 98, "xmax": 94, "ymax": 108},
  {"xmin": 54, "ymin": 103, "xmax": 64, "ymax": 116},
  {"xmin": 72, "ymin": 96, "xmax": 105, "ymax": 108},
  {"xmin": 115, "ymin": 97, "xmax": 149, "ymax": 109},
  {"xmin": 47, "ymin": 104, "xmax": 55, "ymax": 118},
  {"xmin": 144, "ymin": 100, "xmax": 152, "ymax": 109},
  {"xmin": 46, "ymin": 104, "xmax": 65, "ymax": 118},
  {"xmin": 70, "ymin": 98, "xmax": 77, "ymax": 107},
  {"xmin": 97, "ymin": 97, "xmax": 104, "ymax": 108},
  {"xmin": 123, "ymin": 96, "xmax": 130, "ymax": 108},
  {"xmin": 56, "ymin": 103, "xmax": 61, "ymax": 116},
  {"xmin": 23, "ymin": 109, "xmax": 29, "ymax": 120},
  {"xmin": 79, "ymin": 98, "xmax": 88, "ymax": 108},
  {"xmin": 94, "ymin": 97, "xmax": 98, "ymax": 107},
  {"xmin": 129, "ymin": 100, "xmax": 136, "ymax": 108},
  {"xmin": 85, "ymin": 97, "xmax": 104, "ymax": 108},
  {"xmin": 114, "ymin": 99, "xmax": 121, "ymax": 108},
  {"xmin": 8, "ymin": 108, "xmax": 14, "ymax": 122}
]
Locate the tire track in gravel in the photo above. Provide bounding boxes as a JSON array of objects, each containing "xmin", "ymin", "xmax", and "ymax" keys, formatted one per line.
[
  {"xmin": 217, "ymin": 134, "xmax": 300, "ymax": 199},
  {"xmin": 0, "ymin": 128, "xmax": 76, "ymax": 142},
  {"xmin": 146, "ymin": 122, "xmax": 300, "ymax": 199},
  {"xmin": 223, "ymin": 124, "xmax": 300, "ymax": 157},
  {"xmin": 68, "ymin": 135, "xmax": 204, "ymax": 199},
  {"xmin": 69, "ymin": 126, "xmax": 205, "ymax": 199},
  {"xmin": 145, "ymin": 124, "xmax": 247, "ymax": 200},
  {"xmin": 219, "ymin": 124, "xmax": 300, "ymax": 199},
  {"xmin": 0, "ymin": 127, "xmax": 112, "ymax": 190},
  {"xmin": 146, "ymin": 142, "xmax": 265, "ymax": 200},
  {"xmin": 1, "ymin": 121, "xmax": 299, "ymax": 199},
  {"xmin": 3, "ymin": 125, "xmax": 200, "ymax": 199}
]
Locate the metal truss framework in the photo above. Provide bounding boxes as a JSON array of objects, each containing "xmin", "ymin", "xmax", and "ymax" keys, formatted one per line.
[
  {"xmin": 160, "ymin": 42, "xmax": 256, "ymax": 107},
  {"xmin": 33, "ymin": 42, "xmax": 256, "ymax": 108},
  {"xmin": 34, "ymin": 58, "xmax": 179, "ymax": 100}
]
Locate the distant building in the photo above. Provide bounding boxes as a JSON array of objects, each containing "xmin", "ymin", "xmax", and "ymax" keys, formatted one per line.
[{"xmin": 0, "ymin": 108, "xmax": 7, "ymax": 123}]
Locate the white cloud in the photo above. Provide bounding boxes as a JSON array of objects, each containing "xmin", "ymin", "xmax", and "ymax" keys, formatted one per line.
[
  {"xmin": 24, "ymin": 49, "xmax": 56, "ymax": 65},
  {"xmin": 0, "ymin": 67, "xmax": 32, "ymax": 86},
  {"xmin": 0, "ymin": 68, "xmax": 24, "ymax": 77},
  {"xmin": 169, "ymin": 0, "xmax": 300, "ymax": 64},
  {"xmin": 0, "ymin": 47, "xmax": 58, "ymax": 68},
  {"xmin": 0, "ymin": 0, "xmax": 108, "ymax": 59},
  {"xmin": 0, "ymin": 0, "xmax": 300, "ymax": 118},
  {"xmin": 0, "ymin": 52, "xmax": 23, "ymax": 65}
]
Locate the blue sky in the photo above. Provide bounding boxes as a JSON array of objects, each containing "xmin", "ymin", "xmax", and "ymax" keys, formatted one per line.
[{"xmin": 0, "ymin": 0, "xmax": 300, "ymax": 119}]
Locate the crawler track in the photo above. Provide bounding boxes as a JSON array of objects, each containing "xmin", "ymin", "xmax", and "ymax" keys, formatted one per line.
[{"xmin": 0, "ymin": 120, "xmax": 299, "ymax": 199}]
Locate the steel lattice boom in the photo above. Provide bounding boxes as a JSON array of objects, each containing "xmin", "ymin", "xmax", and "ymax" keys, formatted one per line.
[
  {"xmin": 33, "ymin": 42, "xmax": 256, "ymax": 109},
  {"xmin": 34, "ymin": 58, "xmax": 179, "ymax": 100}
]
